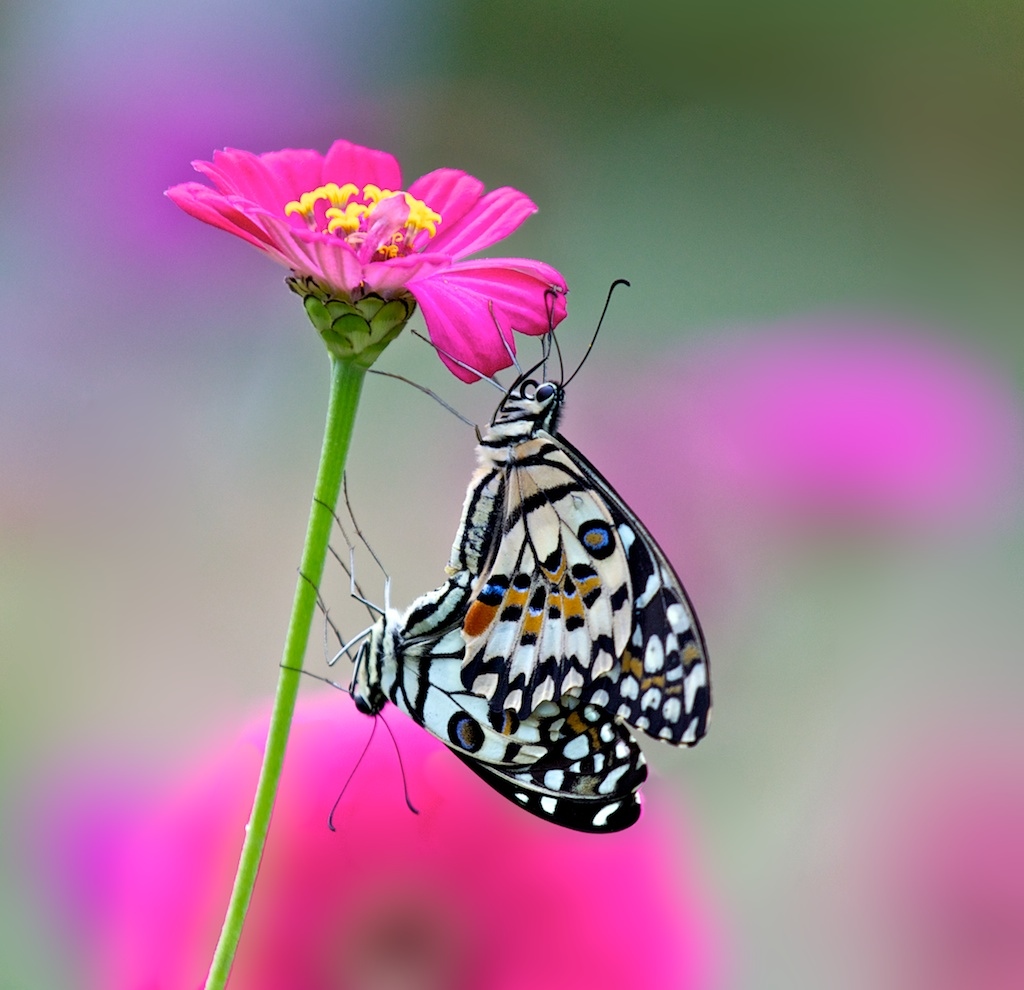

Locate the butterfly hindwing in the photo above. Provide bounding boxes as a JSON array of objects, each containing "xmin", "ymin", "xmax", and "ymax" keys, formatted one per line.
[
  {"xmin": 351, "ymin": 596, "xmax": 647, "ymax": 833},
  {"xmin": 449, "ymin": 695, "xmax": 647, "ymax": 833}
]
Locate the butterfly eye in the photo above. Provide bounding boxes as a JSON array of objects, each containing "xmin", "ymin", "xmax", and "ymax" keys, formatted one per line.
[{"xmin": 535, "ymin": 382, "xmax": 556, "ymax": 402}]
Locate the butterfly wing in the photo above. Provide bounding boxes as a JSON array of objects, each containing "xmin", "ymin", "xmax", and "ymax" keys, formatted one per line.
[
  {"xmin": 449, "ymin": 698, "xmax": 647, "ymax": 833},
  {"xmin": 369, "ymin": 605, "xmax": 647, "ymax": 833},
  {"xmin": 557, "ymin": 434, "xmax": 711, "ymax": 746},
  {"xmin": 459, "ymin": 432, "xmax": 710, "ymax": 748},
  {"xmin": 459, "ymin": 437, "xmax": 634, "ymax": 719}
]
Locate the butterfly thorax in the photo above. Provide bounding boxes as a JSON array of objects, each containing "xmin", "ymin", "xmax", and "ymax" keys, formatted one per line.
[{"xmin": 446, "ymin": 383, "xmax": 566, "ymax": 578}]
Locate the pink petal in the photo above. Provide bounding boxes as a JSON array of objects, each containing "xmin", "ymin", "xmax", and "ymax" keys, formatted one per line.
[
  {"xmin": 361, "ymin": 253, "xmax": 452, "ymax": 296},
  {"xmin": 406, "ymin": 168, "xmax": 485, "ymax": 234},
  {"xmin": 425, "ymin": 187, "xmax": 538, "ymax": 259},
  {"xmin": 356, "ymin": 193, "xmax": 412, "ymax": 265},
  {"xmin": 322, "ymin": 138, "xmax": 402, "ymax": 192},
  {"xmin": 195, "ymin": 147, "xmax": 326, "ymax": 213},
  {"xmin": 165, "ymin": 183, "xmax": 280, "ymax": 254},
  {"xmin": 408, "ymin": 258, "xmax": 567, "ymax": 381}
]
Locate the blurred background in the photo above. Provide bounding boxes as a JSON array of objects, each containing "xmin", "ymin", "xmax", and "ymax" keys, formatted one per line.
[{"xmin": 2, "ymin": 1, "xmax": 1023, "ymax": 986}]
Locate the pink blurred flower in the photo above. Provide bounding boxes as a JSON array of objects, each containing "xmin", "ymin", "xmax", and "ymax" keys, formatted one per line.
[
  {"xmin": 577, "ymin": 315, "xmax": 1022, "ymax": 532},
  {"xmin": 52, "ymin": 696, "xmax": 718, "ymax": 990},
  {"xmin": 166, "ymin": 139, "xmax": 567, "ymax": 380},
  {"xmin": 852, "ymin": 739, "xmax": 1024, "ymax": 990}
]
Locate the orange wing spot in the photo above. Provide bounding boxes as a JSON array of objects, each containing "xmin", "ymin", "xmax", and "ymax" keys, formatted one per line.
[
  {"xmin": 640, "ymin": 674, "xmax": 666, "ymax": 691},
  {"xmin": 682, "ymin": 641, "xmax": 702, "ymax": 664},
  {"xmin": 523, "ymin": 604, "xmax": 545, "ymax": 638},
  {"xmin": 561, "ymin": 592, "xmax": 585, "ymax": 621},
  {"xmin": 506, "ymin": 585, "xmax": 530, "ymax": 610},
  {"xmin": 464, "ymin": 600, "xmax": 498, "ymax": 637},
  {"xmin": 621, "ymin": 651, "xmax": 644, "ymax": 679},
  {"xmin": 576, "ymin": 576, "xmax": 601, "ymax": 596},
  {"xmin": 566, "ymin": 711, "xmax": 588, "ymax": 734}
]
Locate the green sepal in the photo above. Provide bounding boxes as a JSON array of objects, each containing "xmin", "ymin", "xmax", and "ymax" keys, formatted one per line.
[{"xmin": 287, "ymin": 276, "xmax": 416, "ymax": 368}]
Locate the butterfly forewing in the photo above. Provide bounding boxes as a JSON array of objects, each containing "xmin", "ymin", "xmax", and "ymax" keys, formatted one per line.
[
  {"xmin": 459, "ymin": 439, "xmax": 633, "ymax": 718},
  {"xmin": 453, "ymin": 410, "xmax": 710, "ymax": 749}
]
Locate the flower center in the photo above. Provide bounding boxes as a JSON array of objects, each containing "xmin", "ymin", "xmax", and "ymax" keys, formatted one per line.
[{"xmin": 285, "ymin": 183, "xmax": 441, "ymax": 261}]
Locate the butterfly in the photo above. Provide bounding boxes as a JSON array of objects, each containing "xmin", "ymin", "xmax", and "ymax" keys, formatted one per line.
[{"xmin": 349, "ymin": 366, "xmax": 710, "ymax": 832}]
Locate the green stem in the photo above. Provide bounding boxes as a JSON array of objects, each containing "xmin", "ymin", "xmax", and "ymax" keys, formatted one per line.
[{"xmin": 205, "ymin": 356, "xmax": 366, "ymax": 990}]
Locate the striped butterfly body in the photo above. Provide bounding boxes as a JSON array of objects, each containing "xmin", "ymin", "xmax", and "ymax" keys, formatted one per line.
[{"xmin": 350, "ymin": 374, "xmax": 709, "ymax": 832}]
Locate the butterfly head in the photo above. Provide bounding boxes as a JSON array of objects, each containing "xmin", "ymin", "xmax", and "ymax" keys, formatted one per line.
[
  {"xmin": 349, "ymin": 621, "xmax": 389, "ymax": 716},
  {"xmin": 489, "ymin": 376, "xmax": 566, "ymax": 439}
]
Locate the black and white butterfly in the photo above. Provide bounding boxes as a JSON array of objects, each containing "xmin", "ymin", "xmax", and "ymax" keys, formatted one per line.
[{"xmin": 347, "ymin": 361, "xmax": 710, "ymax": 833}]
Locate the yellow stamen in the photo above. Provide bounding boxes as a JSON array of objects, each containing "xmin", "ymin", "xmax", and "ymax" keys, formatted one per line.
[
  {"xmin": 325, "ymin": 202, "xmax": 368, "ymax": 235},
  {"xmin": 361, "ymin": 184, "xmax": 394, "ymax": 205},
  {"xmin": 284, "ymin": 183, "xmax": 359, "ymax": 218},
  {"xmin": 283, "ymin": 183, "xmax": 443, "ymax": 252},
  {"xmin": 403, "ymin": 192, "xmax": 441, "ymax": 237}
]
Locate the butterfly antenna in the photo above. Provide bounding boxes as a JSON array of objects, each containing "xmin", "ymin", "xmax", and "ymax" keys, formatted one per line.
[
  {"xmin": 378, "ymin": 711, "xmax": 420, "ymax": 815},
  {"xmin": 328, "ymin": 717, "xmax": 378, "ymax": 831},
  {"xmin": 552, "ymin": 327, "xmax": 566, "ymax": 384},
  {"xmin": 369, "ymin": 369, "xmax": 476, "ymax": 430},
  {"xmin": 342, "ymin": 474, "xmax": 392, "ymax": 614},
  {"xmin": 410, "ymin": 329, "xmax": 506, "ymax": 393},
  {"xmin": 563, "ymin": 278, "xmax": 630, "ymax": 388},
  {"xmin": 488, "ymin": 300, "xmax": 523, "ymax": 376}
]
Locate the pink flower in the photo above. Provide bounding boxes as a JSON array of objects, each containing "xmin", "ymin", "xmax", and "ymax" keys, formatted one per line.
[
  {"xmin": 44, "ymin": 696, "xmax": 719, "ymax": 990},
  {"xmin": 574, "ymin": 315, "xmax": 1023, "ymax": 532},
  {"xmin": 166, "ymin": 139, "xmax": 568, "ymax": 380},
  {"xmin": 848, "ymin": 738, "xmax": 1024, "ymax": 990}
]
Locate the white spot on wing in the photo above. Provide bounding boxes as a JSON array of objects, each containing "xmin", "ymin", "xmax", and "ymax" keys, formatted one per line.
[
  {"xmin": 644, "ymin": 636, "xmax": 664, "ymax": 673},
  {"xmin": 620, "ymin": 676, "xmax": 639, "ymax": 700},
  {"xmin": 684, "ymin": 663, "xmax": 708, "ymax": 712},
  {"xmin": 543, "ymin": 769, "xmax": 565, "ymax": 790},
  {"xmin": 635, "ymin": 573, "xmax": 663, "ymax": 608},
  {"xmin": 472, "ymin": 673, "xmax": 499, "ymax": 696},
  {"xmin": 662, "ymin": 697, "xmax": 682, "ymax": 724},
  {"xmin": 540, "ymin": 796, "xmax": 558, "ymax": 815},
  {"xmin": 598, "ymin": 763, "xmax": 630, "ymax": 795},
  {"xmin": 592, "ymin": 801, "xmax": 621, "ymax": 828},
  {"xmin": 666, "ymin": 602, "xmax": 690, "ymax": 633},
  {"xmin": 563, "ymin": 735, "xmax": 591, "ymax": 761},
  {"xmin": 641, "ymin": 687, "xmax": 662, "ymax": 710},
  {"xmin": 589, "ymin": 688, "xmax": 610, "ymax": 707}
]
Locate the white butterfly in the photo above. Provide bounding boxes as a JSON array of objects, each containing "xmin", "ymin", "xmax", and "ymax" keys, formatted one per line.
[{"xmin": 348, "ymin": 367, "xmax": 710, "ymax": 832}]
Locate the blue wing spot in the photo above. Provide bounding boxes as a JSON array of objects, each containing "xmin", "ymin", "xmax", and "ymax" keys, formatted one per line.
[
  {"xmin": 448, "ymin": 713, "xmax": 485, "ymax": 753},
  {"xmin": 479, "ymin": 575, "xmax": 510, "ymax": 605},
  {"xmin": 577, "ymin": 520, "xmax": 616, "ymax": 560}
]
